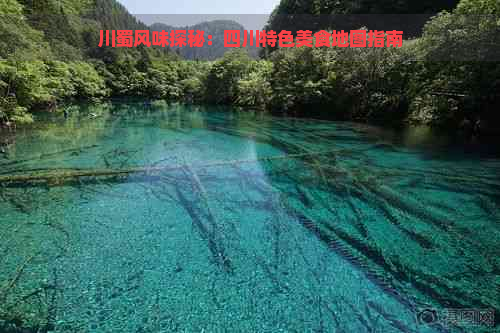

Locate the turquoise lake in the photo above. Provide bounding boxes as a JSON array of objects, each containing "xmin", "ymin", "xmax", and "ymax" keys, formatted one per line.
[{"xmin": 0, "ymin": 102, "xmax": 499, "ymax": 332}]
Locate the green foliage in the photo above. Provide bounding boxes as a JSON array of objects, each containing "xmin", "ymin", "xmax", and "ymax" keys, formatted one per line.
[
  {"xmin": 0, "ymin": 0, "xmax": 174, "ymax": 125},
  {"xmin": 177, "ymin": 62, "xmax": 212, "ymax": 102},
  {"xmin": 333, "ymin": 44, "xmax": 414, "ymax": 122},
  {"xmin": 0, "ymin": 60, "xmax": 107, "ymax": 123},
  {"xmin": 236, "ymin": 61, "xmax": 273, "ymax": 109},
  {"xmin": 0, "ymin": 0, "xmax": 51, "ymax": 60},
  {"xmin": 407, "ymin": 0, "xmax": 500, "ymax": 134},
  {"xmin": 456, "ymin": 0, "xmax": 500, "ymax": 14},
  {"xmin": 1, "ymin": 0, "xmax": 499, "ymax": 141},
  {"xmin": 270, "ymin": 46, "xmax": 336, "ymax": 112},
  {"xmin": 205, "ymin": 49, "xmax": 255, "ymax": 104},
  {"xmin": 97, "ymin": 59, "xmax": 211, "ymax": 102},
  {"xmin": 0, "ymin": 62, "xmax": 30, "ymax": 123},
  {"xmin": 267, "ymin": 40, "xmax": 412, "ymax": 121},
  {"xmin": 68, "ymin": 61, "xmax": 108, "ymax": 99},
  {"xmin": 266, "ymin": 0, "xmax": 461, "ymax": 37},
  {"xmin": 0, "ymin": 0, "xmax": 24, "ymax": 15},
  {"xmin": 8, "ymin": 61, "xmax": 53, "ymax": 107}
]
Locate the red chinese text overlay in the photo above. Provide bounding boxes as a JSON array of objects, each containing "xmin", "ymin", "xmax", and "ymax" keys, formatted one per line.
[
  {"xmin": 99, "ymin": 30, "xmax": 212, "ymax": 48},
  {"xmin": 99, "ymin": 30, "xmax": 403, "ymax": 48}
]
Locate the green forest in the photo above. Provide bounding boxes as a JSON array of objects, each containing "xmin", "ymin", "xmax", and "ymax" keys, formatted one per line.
[{"xmin": 1, "ymin": 0, "xmax": 499, "ymax": 140}]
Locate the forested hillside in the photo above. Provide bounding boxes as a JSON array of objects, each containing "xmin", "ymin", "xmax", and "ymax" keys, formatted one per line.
[
  {"xmin": 1, "ymin": 0, "xmax": 500, "ymax": 142},
  {"xmin": 0, "ymin": 0, "xmax": 179, "ymax": 124},
  {"xmin": 151, "ymin": 20, "xmax": 259, "ymax": 60},
  {"xmin": 269, "ymin": 0, "xmax": 460, "ymax": 15},
  {"xmin": 261, "ymin": 0, "xmax": 500, "ymax": 138},
  {"xmin": 266, "ymin": 0, "xmax": 461, "ymax": 36},
  {"xmin": 11, "ymin": 0, "xmax": 160, "ymax": 61}
]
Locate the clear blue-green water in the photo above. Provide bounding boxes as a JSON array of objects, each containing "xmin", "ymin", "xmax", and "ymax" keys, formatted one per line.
[{"xmin": 0, "ymin": 102, "xmax": 499, "ymax": 333}]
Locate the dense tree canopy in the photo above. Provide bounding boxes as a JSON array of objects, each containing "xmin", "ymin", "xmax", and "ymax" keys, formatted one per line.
[
  {"xmin": 266, "ymin": 0, "xmax": 462, "ymax": 37},
  {"xmin": 1, "ymin": 0, "xmax": 499, "ymax": 141}
]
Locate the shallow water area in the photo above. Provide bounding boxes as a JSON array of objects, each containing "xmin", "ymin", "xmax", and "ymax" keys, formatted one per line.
[{"xmin": 0, "ymin": 102, "xmax": 499, "ymax": 332}]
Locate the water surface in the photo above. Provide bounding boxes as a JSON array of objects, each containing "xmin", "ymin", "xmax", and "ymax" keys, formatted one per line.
[{"xmin": 0, "ymin": 102, "xmax": 499, "ymax": 332}]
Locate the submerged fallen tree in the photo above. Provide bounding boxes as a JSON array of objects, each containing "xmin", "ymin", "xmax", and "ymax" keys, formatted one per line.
[
  {"xmin": 1, "ymin": 148, "xmax": 498, "ymax": 190},
  {"xmin": 0, "ymin": 150, "xmax": 341, "ymax": 187}
]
